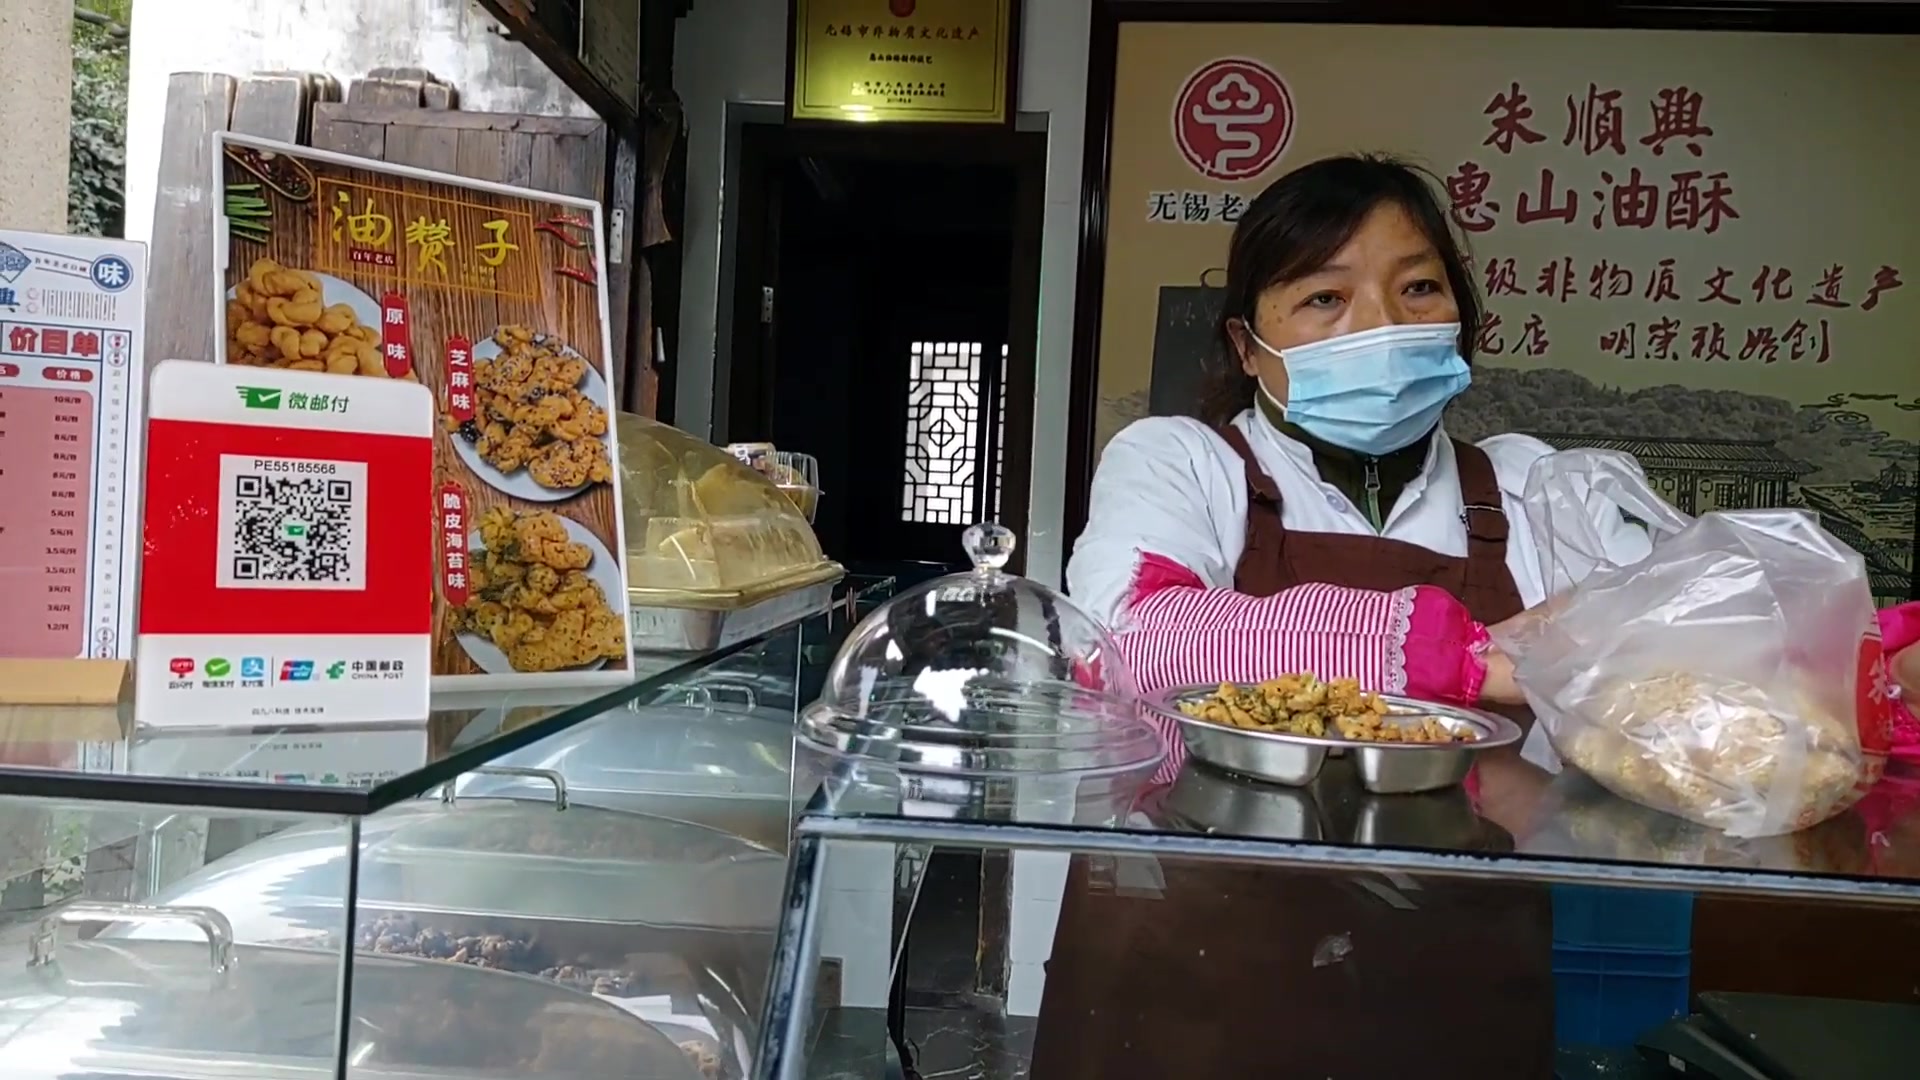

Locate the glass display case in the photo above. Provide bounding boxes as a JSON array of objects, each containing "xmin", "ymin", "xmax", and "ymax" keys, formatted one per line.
[
  {"xmin": 754, "ymin": 532, "xmax": 1920, "ymax": 1080},
  {"xmin": 0, "ymin": 577, "xmax": 891, "ymax": 1080}
]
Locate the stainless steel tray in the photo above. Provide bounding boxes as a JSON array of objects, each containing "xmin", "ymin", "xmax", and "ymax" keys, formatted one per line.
[
  {"xmin": 1146, "ymin": 684, "xmax": 1523, "ymax": 795},
  {"xmin": 628, "ymin": 578, "xmax": 838, "ymax": 653}
]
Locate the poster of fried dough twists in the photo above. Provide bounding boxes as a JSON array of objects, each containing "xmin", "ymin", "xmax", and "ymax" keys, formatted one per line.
[{"xmin": 212, "ymin": 134, "xmax": 630, "ymax": 688}]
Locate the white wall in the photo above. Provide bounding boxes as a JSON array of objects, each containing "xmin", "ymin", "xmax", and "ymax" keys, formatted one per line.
[
  {"xmin": 672, "ymin": 0, "xmax": 1093, "ymax": 1018},
  {"xmin": 125, "ymin": 0, "xmax": 595, "ymax": 246},
  {"xmin": 672, "ymin": 0, "xmax": 1089, "ymax": 592}
]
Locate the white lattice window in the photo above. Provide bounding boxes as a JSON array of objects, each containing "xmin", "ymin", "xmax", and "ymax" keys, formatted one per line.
[{"xmin": 902, "ymin": 341, "xmax": 981, "ymax": 524}]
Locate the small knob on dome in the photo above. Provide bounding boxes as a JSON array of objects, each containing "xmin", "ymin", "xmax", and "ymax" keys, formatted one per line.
[{"xmin": 961, "ymin": 522, "xmax": 1016, "ymax": 572}]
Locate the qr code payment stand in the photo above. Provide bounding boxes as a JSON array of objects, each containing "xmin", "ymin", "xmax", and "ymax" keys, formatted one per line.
[{"xmin": 134, "ymin": 360, "xmax": 434, "ymax": 728}]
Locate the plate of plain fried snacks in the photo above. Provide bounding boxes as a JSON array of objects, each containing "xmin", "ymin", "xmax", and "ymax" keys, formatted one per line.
[
  {"xmin": 446, "ymin": 324, "xmax": 615, "ymax": 500},
  {"xmin": 225, "ymin": 259, "xmax": 413, "ymax": 379},
  {"xmin": 451, "ymin": 506, "xmax": 628, "ymax": 674},
  {"xmin": 1173, "ymin": 675, "xmax": 1482, "ymax": 744}
]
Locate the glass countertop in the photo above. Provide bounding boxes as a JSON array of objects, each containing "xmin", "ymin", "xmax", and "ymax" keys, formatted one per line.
[
  {"xmin": 0, "ymin": 578, "xmax": 888, "ymax": 816},
  {"xmin": 796, "ymin": 749, "xmax": 1920, "ymax": 901}
]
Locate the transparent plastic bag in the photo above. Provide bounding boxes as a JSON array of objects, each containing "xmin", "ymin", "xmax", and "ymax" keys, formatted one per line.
[{"xmin": 1493, "ymin": 449, "xmax": 1885, "ymax": 838}]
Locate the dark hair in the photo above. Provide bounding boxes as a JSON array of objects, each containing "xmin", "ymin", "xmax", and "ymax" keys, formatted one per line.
[{"xmin": 1196, "ymin": 153, "xmax": 1483, "ymax": 426}]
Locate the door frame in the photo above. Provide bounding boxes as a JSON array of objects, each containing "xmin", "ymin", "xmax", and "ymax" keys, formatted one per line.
[{"xmin": 718, "ymin": 117, "xmax": 1047, "ymax": 573}]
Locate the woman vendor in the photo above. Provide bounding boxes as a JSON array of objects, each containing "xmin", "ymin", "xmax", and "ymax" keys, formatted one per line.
[{"xmin": 1030, "ymin": 153, "xmax": 1920, "ymax": 1078}]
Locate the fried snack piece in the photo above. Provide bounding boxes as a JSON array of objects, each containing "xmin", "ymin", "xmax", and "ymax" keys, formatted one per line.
[
  {"xmin": 445, "ymin": 324, "xmax": 612, "ymax": 490},
  {"xmin": 453, "ymin": 506, "xmax": 626, "ymax": 673},
  {"xmin": 1177, "ymin": 675, "xmax": 1479, "ymax": 744},
  {"xmin": 225, "ymin": 257, "xmax": 415, "ymax": 380}
]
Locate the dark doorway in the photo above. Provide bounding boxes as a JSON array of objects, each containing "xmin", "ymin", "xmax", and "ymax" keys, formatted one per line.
[{"xmin": 724, "ymin": 123, "xmax": 1043, "ymax": 581}]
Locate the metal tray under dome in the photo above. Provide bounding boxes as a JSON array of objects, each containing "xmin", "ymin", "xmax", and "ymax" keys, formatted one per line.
[{"xmin": 5, "ymin": 902, "xmax": 700, "ymax": 1080}]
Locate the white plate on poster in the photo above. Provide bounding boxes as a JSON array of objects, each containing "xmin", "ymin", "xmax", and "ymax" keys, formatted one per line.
[
  {"xmin": 447, "ymin": 328, "xmax": 616, "ymax": 503},
  {"xmin": 223, "ymin": 271, "xmax": 384, "ymax": 366},
  {"xmin": 453, "ymin": 515, "xmax": 625, "ymax": 676}
]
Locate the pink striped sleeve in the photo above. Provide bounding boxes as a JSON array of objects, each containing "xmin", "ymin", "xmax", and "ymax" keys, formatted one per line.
[{"xmin": 1116, "ymin": 554, "xmax": 1489, "ymax": 784}]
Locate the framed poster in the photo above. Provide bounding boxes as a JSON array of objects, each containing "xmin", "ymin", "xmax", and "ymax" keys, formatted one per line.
[
  {"xmin": 1081, "ymin": 20, "xmax": 1920, "ymax": 604},
  {"xmin": 211, "ymin": 134, "xmax": 632, "ymax": 688},
  {"xmin": 788, "ymin": 0, "xmax": 1020, "ymax": 125},
  {"xmin": 0, "ymin": 230, "xmax": 145, "ymax": 659}
]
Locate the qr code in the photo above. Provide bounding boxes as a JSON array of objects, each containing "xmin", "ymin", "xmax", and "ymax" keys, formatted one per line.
[{"xmin": 215, "ymin": 454, "xmax": 369, "ymax": 591}]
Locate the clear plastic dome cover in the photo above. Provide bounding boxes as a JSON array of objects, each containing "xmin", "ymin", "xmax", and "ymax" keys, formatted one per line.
[{"xmin": 799, "ymin": 523, "xmax": 1164, "ymax": 778}]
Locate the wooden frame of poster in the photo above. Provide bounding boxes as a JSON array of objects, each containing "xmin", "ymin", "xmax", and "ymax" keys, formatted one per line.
[
  {"xmin": 785, "ymin": 0, "xmax": 1022, "ymax": 127},
  {"xmin": 1064, "ymin": 0, "xmax": 1920, "ymax": 602},
  {"xmin": 210, "ymin": 133, "xmax": 632, "ymax": 690}
]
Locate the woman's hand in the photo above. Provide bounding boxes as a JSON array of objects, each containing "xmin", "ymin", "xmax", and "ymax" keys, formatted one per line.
[
  {"xmin": 1894, "ymin": 641, "xmax": 1919, "ymax": 704},
  {"xmin": 1477, "ymin": 646, "xmax": 1528, "ymax": 707}
]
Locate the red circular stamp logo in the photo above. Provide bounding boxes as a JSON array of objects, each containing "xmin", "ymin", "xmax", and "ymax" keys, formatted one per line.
[{"xmin": 1173, "ymin": 58, "xmax": 1295, "ymax": 182}]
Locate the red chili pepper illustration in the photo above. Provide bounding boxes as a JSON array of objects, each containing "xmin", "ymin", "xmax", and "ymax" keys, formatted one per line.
[{"xmin": 534, "ymin": 222, "xmax": 588, "ymax": 248}]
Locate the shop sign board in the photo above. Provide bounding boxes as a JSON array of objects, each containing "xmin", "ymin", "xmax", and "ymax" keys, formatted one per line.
[
  {"xmin": 789, "ymin": 0, "xmax": 1018, "ymax": 124},
  {"xmin": 211, "ymin": 134, "xmax": 633, "ymax": 689},
  {"xmin": 1094, "ymin": 25, "xmax": 1920, "ymax": 602},
  {"xmin": 0, "ymin": 229, "xmax": 146, "ymax": 661},
  {"xmin": 134, "ymin": 360, "xmax": 435, "ymax": 728}
]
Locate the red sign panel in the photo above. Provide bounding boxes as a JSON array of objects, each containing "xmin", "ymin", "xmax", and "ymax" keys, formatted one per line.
[
  {"xmin": 380, "ymin": 291, "xmax": 412, "ymax": 378},
  {"xmin": 439, "ymin": 481, "xmax": 469, "ymax": 608},
  {"xmin": 444, "ymin": 335, "xmax": 474, "ymax": 423}
]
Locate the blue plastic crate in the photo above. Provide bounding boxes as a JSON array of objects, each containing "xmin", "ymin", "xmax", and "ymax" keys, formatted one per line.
[
  {"xmin": 1552, "ymin": 885, "xmax": 1694, "ymax": 952},
  {"xmin": 1553, "ymin": 944, "xmax": 1692, "ymax": 1048}
]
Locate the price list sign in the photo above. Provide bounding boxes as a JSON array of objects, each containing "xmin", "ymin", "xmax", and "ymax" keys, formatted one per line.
[{"xmin": 0, "ymin": 230, "xmax": 145, "ymax": 659}]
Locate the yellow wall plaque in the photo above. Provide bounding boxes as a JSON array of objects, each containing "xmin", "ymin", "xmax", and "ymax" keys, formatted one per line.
[{"xmin": 789, "ymin": 0, "xmax": 1017, "ymax": 124}]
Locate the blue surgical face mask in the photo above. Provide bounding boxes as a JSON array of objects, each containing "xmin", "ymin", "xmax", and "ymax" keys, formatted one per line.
[{"xmin": 1249, "ymin": 322, "xmax": 1471, "ymax": 456}]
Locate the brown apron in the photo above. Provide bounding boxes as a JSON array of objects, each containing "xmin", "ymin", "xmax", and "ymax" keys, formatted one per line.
[{"xmin": 1030, "ymin": 429, "xmax": 1555, "ymax": 1079}]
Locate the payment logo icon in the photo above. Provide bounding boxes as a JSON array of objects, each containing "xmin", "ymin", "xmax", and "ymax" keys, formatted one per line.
[
  {"xmin": 205, "ymin": 658, "xmax": 232, "ymax": 678},
  {"xmin": 325, "ymin": 660, "xmax": 346, "ymax": 680},
  {"xmin": 237, "ymin": 386, "xmax": 282, "ymax": 409},
  {"xmin": 168, "ymin": 657, "xmax": 195, "ymax": 676},
  {"xmin": 240, "ymin": 656, "xmax": 267, "ymax": 679},
  {"xmin": 279, "ymin": 659, "xmax": 314, "ymax": 682}
]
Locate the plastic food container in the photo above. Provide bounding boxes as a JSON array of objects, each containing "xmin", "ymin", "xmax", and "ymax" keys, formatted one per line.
[
  {"xmin": 795, "ymin": 523, "xmax": 1165, "ymax": 826},
  {"xmin": 623, "ymin": 416, "xmax": 840, "ymax": 605}
]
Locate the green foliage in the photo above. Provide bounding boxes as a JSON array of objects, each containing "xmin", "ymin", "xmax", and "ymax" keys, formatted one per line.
[{"xmin": 69, "ymin": 5, "xmax": 132, "ymax": 237}]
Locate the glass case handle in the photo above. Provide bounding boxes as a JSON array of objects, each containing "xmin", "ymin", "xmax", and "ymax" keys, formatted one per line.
[
  {"xmin": 664, "ymin": 681, "xmax": 760, "ymax": 711},
  {"xmin": 32, "ymin": 902, "xmax": 236, "ymax": 974},
  {"xmin": 441, "ymin": 765, "xmax": 569, "ymax": 811},
  {"xmin": 699, "ymin": 679, "xmax": 760, "ymax": 711}
]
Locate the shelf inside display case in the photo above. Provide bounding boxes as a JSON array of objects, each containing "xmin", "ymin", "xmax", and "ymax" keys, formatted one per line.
[
  {"xmin": 0, "ymin": 577, "xmax": 890, "ymax": 817},
  {"xmin": 791, "ymin": 751, "xmax": 1920, "ymax": 900}
]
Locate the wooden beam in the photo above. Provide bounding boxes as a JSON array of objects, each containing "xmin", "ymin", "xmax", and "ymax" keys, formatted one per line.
[{"xmin": 472, "ymin": 0, "xmax": 641, "ymax": 137}]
